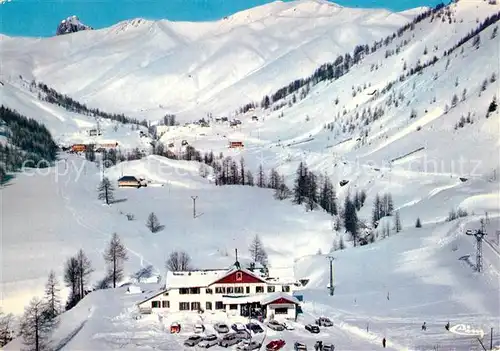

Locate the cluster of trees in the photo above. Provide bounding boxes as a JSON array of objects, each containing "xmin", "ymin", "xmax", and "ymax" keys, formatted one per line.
[
  {"xmin": 371, "ymin": 193, "xmax": 395, "ymax": 226},
  {"xmin": 35, "ymin": 82, "xmax": 148, "ymax": 127},
  {"xmin": 0, "ymin": 106, "xmax": 58, "ymax": 178},
  {"xmin": 162, "ymin": 114, "xmax": 178, "ymax": 126},
  {"xmin": 235, "ymin": 2, "xmax": 444, "ymax": 113},
  {"xmin": 292, "ymin": 162, "xmax": 338, "ymax": 213},
  {"xmin": 454, "ymin": 112, "xmax": 474, "ymax": 129},
  {"xmin": 447, "ymin": 208, "xmax": 468, "ymax": 221},
  {"xmin": 13, "ymin": 234, "xmax": 129, "ymax": 350},
  {"xmin": 165, "ymin": 251, "xmax": 191, "ymax": 271},
  {"xmin": 443, "ymin": 12, "xmax": 500, "ymax": 57},
  {"xmin": 86, "ymin": 146, "xmax": 147, "ymax": 165},
  {"xmin": 0, "ymin": 309, "xmax": 14, "ymax": 347},
  {"xmin": 64, "ymin": 249, "xmax": 94, "ymax": 310}
]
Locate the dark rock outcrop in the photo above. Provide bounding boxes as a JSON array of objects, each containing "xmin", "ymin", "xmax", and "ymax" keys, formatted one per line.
[{"xmin": 56, "ymin": 15, "xmax": 93, "ymax": 35}]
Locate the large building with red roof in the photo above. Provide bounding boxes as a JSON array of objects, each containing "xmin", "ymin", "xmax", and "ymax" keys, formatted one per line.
[{"xmin": 137, "ymin": 262, "xmax": 302, "ymax": 320}]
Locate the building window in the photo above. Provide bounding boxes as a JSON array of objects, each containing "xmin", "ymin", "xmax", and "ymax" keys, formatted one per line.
[
  {"xmin": 206, "ymin": 288, "xmax": 213, "ymax": 294},
  {"xmin": 256, "ymin": 286, "xmax": 264, "ymax": 293},
  {"xmin": 246, "ymin": 286, "xmax": 250, "ymax": 294},
  {"xmin": 189, "ymin": 287, "xmax": 200, "ymax": 294},
  {"xmin": 230, "ymin": 304, "xmax": 238, "ymax": 310},
  {"xmin": 235, "ymin": 287, "xmax": 244, "ymax": 294},
  {"xmin": 267, "ymin": 286, "xmax": 275, "ymax": 293},
  {"xmin": 179, "ymin": 302, "xmax": 190, "ymax": 311},
  {"xmin": 162, "ymin": 301, "xmax": 169, "ymax": 308},
  {"xmin": 282, "ymin": 285, "xmax": 290, "ymax": 292},
  {"xmin": 191, "ymin": 302, "xmax": 201, "ymax": 311},
  {"xmin": 274, "ymin": 307, "xmax": 288, "ymax": 315},
  {"xmin": 215, "ymin": 301, "xmax": 224, "ymax": 310},
  {"xmin": 226, "ymin": 287, "xmax": 234, "ymax": 294},
  {"xmin": 236, "ymin": 272, "xmax": 243, "ymax": 281},
  {"xmin": 151, "ymin": 301, "xmax": 160, "ymax": 308},
  {"xmin": 179, "ymin": 288, "xmax": 189, "ymax": 295},
  {"xmin": 215, "ymin": 287, "xmax": 225, "ymax": 294},
  {"xmin": 206, "ymin": 302, "xmax": 212, "ymax": 310}
]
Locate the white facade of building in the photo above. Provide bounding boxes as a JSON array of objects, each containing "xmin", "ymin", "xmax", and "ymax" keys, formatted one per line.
[{"xmin": 137, "ymin": 265, "xmax": 301, "ymax": 319}]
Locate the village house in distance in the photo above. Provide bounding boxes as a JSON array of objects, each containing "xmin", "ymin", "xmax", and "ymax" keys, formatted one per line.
[{"xmin": 137, "ymin": 260, "xmax": 303, "ymax": 320}]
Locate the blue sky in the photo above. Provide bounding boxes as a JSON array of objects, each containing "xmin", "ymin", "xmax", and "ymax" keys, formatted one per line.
[{"xmin": 0, "ymin": 0, "xmax": 443, "ymax": 37}]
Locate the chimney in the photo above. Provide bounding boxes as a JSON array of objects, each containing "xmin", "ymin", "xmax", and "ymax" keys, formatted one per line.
[{"xmin": 234, "ymin": 248, "xmax": 241, "ymax": 269}]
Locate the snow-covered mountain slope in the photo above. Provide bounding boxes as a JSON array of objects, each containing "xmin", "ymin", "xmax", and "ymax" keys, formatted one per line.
[
  {"xmin": 0, "ymin": 0, "xmax": 417, "ymax": 119},
  {"xmin": 3, "ymin": 155, "xmax": 499, "ymax": 350},
  {"xmin": 1, "ymin": 0, "xmax": 499, "ymax": 349}
]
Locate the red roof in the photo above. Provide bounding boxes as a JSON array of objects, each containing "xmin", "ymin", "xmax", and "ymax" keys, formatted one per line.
[
  {"xmin": 210, "ymin": 268, "xmax": 266, "ymax": 285},
  {"xmin": 260, "ymin": 293, "xmax": 300, "ymax": 305}
]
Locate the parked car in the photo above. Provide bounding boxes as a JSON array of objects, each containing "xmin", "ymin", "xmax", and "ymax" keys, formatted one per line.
[
  {"xmin": 315, "ymin": 317, "xmax": 333, "ymax": 327},
  {"xmin": 237, "ymin": 340, "xmax": 262, "ymax": 350},
  {"xmin": 305, "ymin": 324, "xmax": 320, "ymax": 333},
  {"xmin": 235, "ymin": 330, "xmax": 251, "ymax": 340},
  {"xmin": 194, "ymin": 324, "xmax": 205, "ymax": 333},
  {"xmin": 246, "ymin": 322, "xmax": 264, "ymax": 333},
  {"xmin": 198, "ymin": 334, "xmax": 219, "ymax": 348},
  {"xmin": 231, "ymin": 323, "xmax": 247, "ymax": 332},
  {"xmin": 282, "ymin": 321, "xmax": 295, "ymax": 330},
  {"xmin": 266, "ymin": 339, "xmax": 286, "ymax": 350},
  {"xmin": 183, "ymin": 335, "xmax": 202, "ymax": 347},
  {"xmin": 219, "ymin": 333, "xmax": 240, "ymax": 347},
  {"xmin": 267, "ymin": 320, "xmax": 285, "ymax": 331},
  {"xmin": 314, "ymin": 341, "xmax": 335, "ymax": 351},
  {"xmin": 214, "ymin": 323, "xmax": 229, "ymax": 333},
  {"xmin": 294, "ymin": 341, "xmax": 307, "ymax": 350},
  {"xmin": 170, "ymin": 322, "xmax": 181, "ymax": 333}
]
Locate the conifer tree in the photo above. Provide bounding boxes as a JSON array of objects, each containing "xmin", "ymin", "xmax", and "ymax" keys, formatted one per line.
[
  {"xmin": 415, "ymin": 217, "xmax": 422, "ymax": 228},
  {"xmin": 268, "ymin": 168, "xmax": 281, "ymax": 189},
  {"xmin": 394, "ymin": 210, "xmax": 402, "ymax": 233},
  {"xmin": 97, "ymin": 177, "xmax": 114, "ymax": 205},
  {"xmin": 293, "ymin": 162, "xmax": 308, "ymax": 205},
  {"xmin": 344, "ymin": 195, "xmax": 359, "ymax": 246},
  {"xmin": 319, "ymin": 176, "xmax": 337, "ymax": 215},
  {"xmin": 257, "ymin": 164, "xmax": 266, "ymax": 188},
  {"xmin": 305, "ymin": 171, "xmax": 318, "ymax": 211},
  {"xmin": 146, "ymin": 212, "xmax": 164, "ymax": 233},
  {"xmin": 245, "ymin": 170, "xmax": 254, "ymax": 186}
]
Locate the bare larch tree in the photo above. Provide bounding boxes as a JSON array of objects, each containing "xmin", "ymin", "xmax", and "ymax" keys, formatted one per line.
[
  {"xmin": 43, "ymin": 270, "xmax": 61, "ymax": 321},
  {"xmin": 249, "ymin": 234, "xmax": 268, "ymax": 266},
  {"xmin": 103, "ymin": 233, "xmax": 129, "ymax": 288},
  {"xmin": 165, "ymin": 251, "xmax": 191, "ymax": 271},
  {"xmin": 19, "ymin": 297, "xmax": 56, "ymax": 351}
]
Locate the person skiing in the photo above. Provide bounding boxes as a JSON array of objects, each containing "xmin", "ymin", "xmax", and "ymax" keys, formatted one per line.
[
  {"xmin": 382, "ymin": 337, "xmax": 386, "ymax": 348},
  {"xmin": 422, "ymin": 322, "xmax": 427, "ymax": 331}
]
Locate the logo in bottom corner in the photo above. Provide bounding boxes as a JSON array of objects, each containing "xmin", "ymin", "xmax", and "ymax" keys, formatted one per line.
[{"xmin": 449, "ymin": 324, "xmax": 484, "ymax": 338}]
